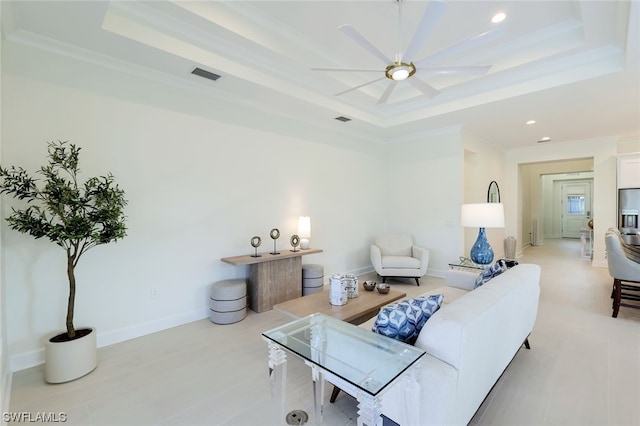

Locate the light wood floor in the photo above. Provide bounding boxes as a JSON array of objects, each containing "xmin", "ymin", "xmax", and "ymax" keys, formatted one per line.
[{"xmin": 9, "ymin": 239, "xmax": 640, "ymax": 425}]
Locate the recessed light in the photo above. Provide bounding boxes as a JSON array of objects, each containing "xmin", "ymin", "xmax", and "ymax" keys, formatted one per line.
[
  {"xmin": 492, "ymin": 12, "xmax": 506, "ymax": 24},
  {"xmin": 335, "ymin": 116, "xmax": 351, "ymax": 122},
  {"xmin": 537, "ymin": 137, "xmax": 551, "ymax": 143},
  {"xmin": 526, "ymin": 120, "xmax": 536, "ymax": 125}
]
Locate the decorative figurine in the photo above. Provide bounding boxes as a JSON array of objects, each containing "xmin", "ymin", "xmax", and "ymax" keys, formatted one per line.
[
  {"xmin": 270, "ymin": 228, "xmax": 280, "ymax": 255},
  {"xmin": 250, "ymin": 236, "xmax": 262, "ymax": 257},
  {"xmin": 290, "ymin": 234, "xmax": 300, "ymax": 252}
]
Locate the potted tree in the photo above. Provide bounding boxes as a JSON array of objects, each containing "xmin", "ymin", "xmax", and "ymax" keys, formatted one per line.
[{"xmin": 0, "ymin": 140, "xmax": 127, "ymax": 383}]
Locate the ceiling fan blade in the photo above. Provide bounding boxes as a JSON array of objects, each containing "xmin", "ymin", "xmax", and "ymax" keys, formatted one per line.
[
  {"xmin": 415, "ymin": 27, "xmax": 506, "ymax": 67},
  {"xmin": 407, "ymin": 77, "xmax": 440, "ymax": 98},
  {"xmin": 377, "ymin": 81, "xmax": 398, "ymax": 105},
  {"xmin": 335, "ymin": 76, "xmax": 386, "ymax": 96},
  {"xmin": 418, "ymin": 65, "xmax": 492, "ymax": 76},
  {"xmin": 403, "ymin": 0, "xmax": 448, "ymax": 62},
  {"xmin": 339, "ymin": 24, "xmax": 393, "ymax": 65},
  {"xmin": 311, "ymin": 67, "xmax": 382, "ymax": 73}
]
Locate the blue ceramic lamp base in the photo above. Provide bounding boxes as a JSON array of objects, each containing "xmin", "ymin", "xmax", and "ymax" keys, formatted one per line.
[{"xmin": 470, "ymin": 227, "xmax": 494, "ymax": 265}]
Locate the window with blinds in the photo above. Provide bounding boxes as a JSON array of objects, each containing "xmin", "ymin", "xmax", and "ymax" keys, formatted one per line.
[{"xmin": 567, "ymin": 195, "xmax": 586, "ymax": 215}]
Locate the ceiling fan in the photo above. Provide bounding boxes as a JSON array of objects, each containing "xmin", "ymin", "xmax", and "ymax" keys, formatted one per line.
[{"xmin": 312, "ymin": 0, "xmax": 505, "ymax": 104}]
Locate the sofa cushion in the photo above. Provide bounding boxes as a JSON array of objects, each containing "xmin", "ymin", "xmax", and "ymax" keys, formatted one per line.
[
  {"xmin": 473, "ymin": 259, "xmax": 507, "ymax": 288},
  {"xmin": 372, "ymin": 294, "xmax": 444, "ymax": 344},
  {"xmin": 473, "ymin": 259, "xmax": 518, "ymax": 289},
  {"xmin": 360, "ymin": 286, "xmax": 468, "ymax": 331}
]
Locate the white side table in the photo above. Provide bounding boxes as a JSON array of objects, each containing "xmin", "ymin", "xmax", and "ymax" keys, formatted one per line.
[{"xmin": 580, "ymin": 228, "xmax": 593, "ymax": 259}]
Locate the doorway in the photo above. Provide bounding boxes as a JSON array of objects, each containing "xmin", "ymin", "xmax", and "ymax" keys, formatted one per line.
[
  {"xmin": 561, "ymin": 181, "xmax": 592, "ymax": 238},
  {"xmin": 531, "ymin": 164, "xmax": 594, "ymax": 243},
  {"xmin": 518, "ymin": 158, "xmax": 595, "ymax": 259}
]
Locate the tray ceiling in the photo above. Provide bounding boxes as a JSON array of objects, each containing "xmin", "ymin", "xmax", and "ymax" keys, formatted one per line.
[{"xmin": 3, "ymin": 0, "xmax": 639, "ymax": 149}]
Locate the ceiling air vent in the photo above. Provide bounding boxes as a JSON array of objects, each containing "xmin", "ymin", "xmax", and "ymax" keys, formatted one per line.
[
  {"xmin": 335, "ymin": 116, "xmax": 351, "ymax": 122},
  {"xmin": 191, "ymin": 67, "xmax": 221, "ymax": 81}
]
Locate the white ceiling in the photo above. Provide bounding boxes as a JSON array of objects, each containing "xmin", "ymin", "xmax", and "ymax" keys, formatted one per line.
[{"xmin": 3, "ymin": 0, "xmax": 639, "ymax": 150}]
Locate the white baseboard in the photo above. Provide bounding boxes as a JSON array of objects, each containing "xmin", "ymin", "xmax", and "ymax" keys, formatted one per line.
[
  {"xmin": 9, "ymin": 349, "xmax": 42, "ymax": 373},
  {"xmin": 96, "ymin": 306, "xmax": 209, "ymax": 348},
  {"xmin": 353, "ymin": 266, "xmax": 449, "ymax": 280},
  {"xmin": 9, "ymin": 306, "xmax": 210, "ymax": 372},
  {"xmin": 346, "ymin": 266, "xmax": 375, "ymax": 276}
]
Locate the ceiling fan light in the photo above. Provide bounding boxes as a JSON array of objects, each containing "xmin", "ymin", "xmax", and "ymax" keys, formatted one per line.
[
  {"xmin": 392, "ymin": 68, "xmax": 410, "ymax": 80},
  {"xmin": 385, "ymin": 62, "xmax": 416, "ymax": 81}
]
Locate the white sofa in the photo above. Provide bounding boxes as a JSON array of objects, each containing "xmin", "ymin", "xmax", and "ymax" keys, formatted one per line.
[{"xmin": 356, "ymin": 263, "xmax": 541, "ymax": 426}]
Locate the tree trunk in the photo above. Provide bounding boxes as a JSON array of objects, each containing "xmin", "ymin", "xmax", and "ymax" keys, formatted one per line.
[{"xmin": 66, "ymin": 250, "xmax": 76, "ymax": 339}]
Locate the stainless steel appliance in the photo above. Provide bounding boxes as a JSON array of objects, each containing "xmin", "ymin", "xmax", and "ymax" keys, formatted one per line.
[{"xmin": 619, "ymin": 188, "xmax": 640, "ymax": 246}]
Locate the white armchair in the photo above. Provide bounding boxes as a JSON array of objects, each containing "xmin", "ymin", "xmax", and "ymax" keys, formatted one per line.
[{"xmin": 370, "ymin": 234, "xmax": 429, "ymax": 286}]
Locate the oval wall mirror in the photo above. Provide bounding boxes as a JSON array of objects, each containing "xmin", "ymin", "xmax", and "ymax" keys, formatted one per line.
[{"xmin": 487, "ymin": 181, "xmax": 501, "ymax": 203}]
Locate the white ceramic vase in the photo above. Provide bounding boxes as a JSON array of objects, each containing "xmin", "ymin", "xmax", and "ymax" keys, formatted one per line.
[{"xmin": 44, "ymin": 327, "xmax": 97, "ymax": 383}]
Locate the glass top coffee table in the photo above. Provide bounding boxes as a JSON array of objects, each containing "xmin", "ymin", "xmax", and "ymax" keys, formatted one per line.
[{"xmin": 262, "ymin": 313, "xmax": 425, "ymax": 425}]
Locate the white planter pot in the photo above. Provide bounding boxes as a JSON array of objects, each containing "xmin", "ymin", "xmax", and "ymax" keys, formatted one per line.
[{"xmin": 44, "ymin": 327, "xmax": 97, "ymax": 384}]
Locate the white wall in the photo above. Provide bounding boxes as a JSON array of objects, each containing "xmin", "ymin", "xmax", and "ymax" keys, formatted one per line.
[
  {"xmin": 1, "ymin": 48, "xmax": 392, "ymax": 369},
  {"xmin": 383, "ymin": 127, "xmax": 465, "ymax": 276}
]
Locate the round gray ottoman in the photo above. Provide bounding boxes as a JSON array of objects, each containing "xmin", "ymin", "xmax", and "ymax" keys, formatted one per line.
[
  {"xmin": 209, "ymin": 279, "xmax": 247, "ymax": 324},
  {"xmin": 302, "ymin": 264, "xmax": 324, "ymax": 296}
]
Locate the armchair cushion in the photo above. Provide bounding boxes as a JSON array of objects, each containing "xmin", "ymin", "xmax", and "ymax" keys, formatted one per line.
[{"xmin": 382, "ymin": 255, "xmax": 421, "ymax": 269}]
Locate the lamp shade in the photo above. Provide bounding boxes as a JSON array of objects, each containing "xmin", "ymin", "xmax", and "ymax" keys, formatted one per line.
[
  {"xmin": 297, "ymin": 216, "xmax": 311, "ymax": 238},
  {"xmin": 461, "ymin": 203, "xmax": 505, "ymax": 228},
  {"xmin": 298, "ymin": 216, "xmax": 311, "ymax": 249}
]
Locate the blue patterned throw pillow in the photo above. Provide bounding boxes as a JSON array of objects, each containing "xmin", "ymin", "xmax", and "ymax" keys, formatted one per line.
[
  {"xmin": 474, "ymin": 259, "xmax": 518, "ymax": 289},
  {"xmin": 372, "ymin": 294, "xmax": 444, "ymax": 344}
]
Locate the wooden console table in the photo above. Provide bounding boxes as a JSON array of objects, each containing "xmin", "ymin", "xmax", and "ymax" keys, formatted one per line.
[{"xmin": 221, "ymin": 248, "xmax": 322, "ymax": 313}]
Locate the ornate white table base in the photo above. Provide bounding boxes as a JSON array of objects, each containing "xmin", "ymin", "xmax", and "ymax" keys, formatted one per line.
[
  {"xmin": 267, "ymin": 341, "xmax": 288, "ymax": 425},
  {"xmin": 263, "ymin": 314, "xmax": 425, "ymax": 426},
  {"xmin": 266, "ymin": 349, "xmax": 422, "ymax": 426}
]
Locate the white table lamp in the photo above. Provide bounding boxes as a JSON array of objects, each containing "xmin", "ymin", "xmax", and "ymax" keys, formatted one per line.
[{"xmin": 298, "ymin": 216, "xmax": 311, "ymax": 249}]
